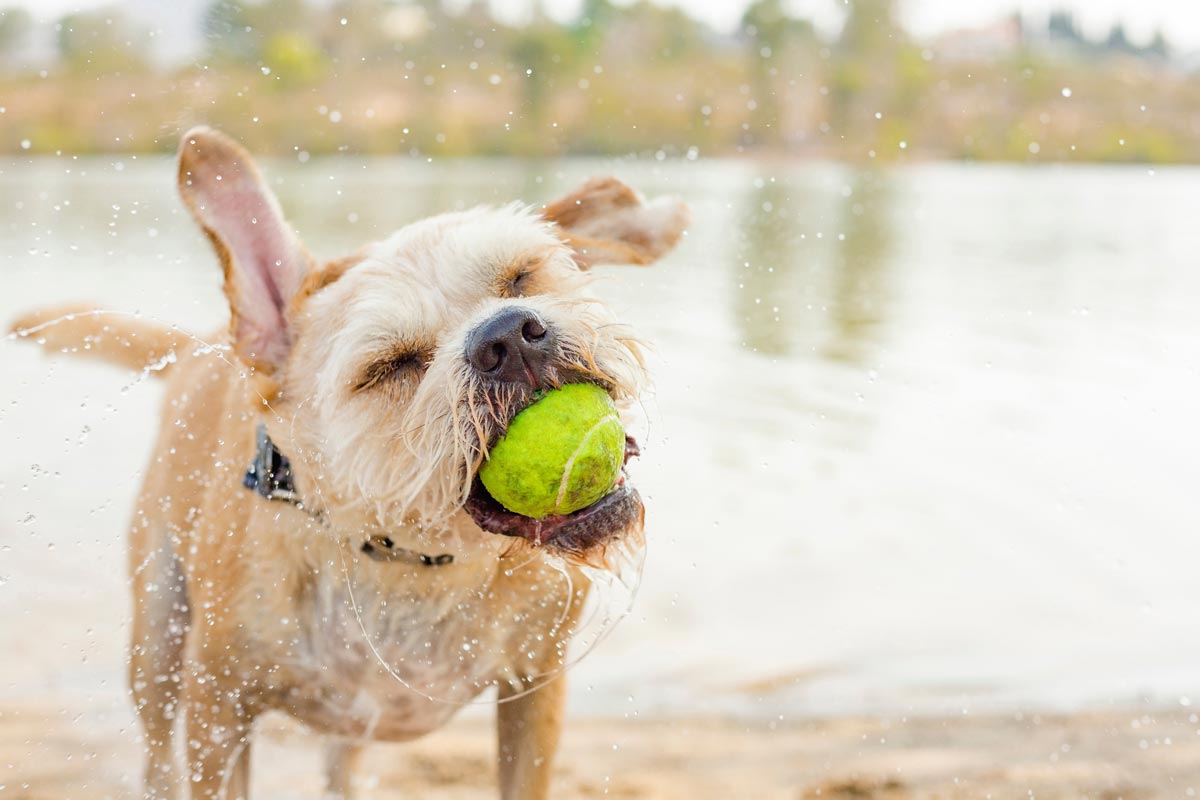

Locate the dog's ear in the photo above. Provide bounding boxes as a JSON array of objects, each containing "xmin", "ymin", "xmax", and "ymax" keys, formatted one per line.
[
  {"xmin": 542, "ymin": 177, "xmax": 689, "ymax": 269},
  {"xmin": 177, "ymin": 126, "xmax": 311, "ymax": 373}
]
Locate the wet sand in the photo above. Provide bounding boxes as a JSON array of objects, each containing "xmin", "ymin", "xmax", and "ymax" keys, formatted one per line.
[{"xmin": 2, "ymin": 702, "xmax": 1196, "ymax": 798}]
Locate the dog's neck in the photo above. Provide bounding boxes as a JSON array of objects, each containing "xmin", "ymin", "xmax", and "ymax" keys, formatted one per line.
[{"xmin": 242, "ymin": 424, "xmax": 455, "ymax": 568}]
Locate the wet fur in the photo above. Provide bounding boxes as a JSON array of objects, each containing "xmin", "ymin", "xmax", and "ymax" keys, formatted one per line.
[{"xmin": 9, "ymin": 127, "xmax": 687, "ymax": 800}]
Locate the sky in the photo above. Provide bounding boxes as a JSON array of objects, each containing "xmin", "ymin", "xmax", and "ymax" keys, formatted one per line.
[
  {"xmin": 523, "ymin": 0, "xmax": 1200, "ymax": 47},
  {"xmin": 14, "ymin": 0, "xmax": 1200, "ymax": 49}
]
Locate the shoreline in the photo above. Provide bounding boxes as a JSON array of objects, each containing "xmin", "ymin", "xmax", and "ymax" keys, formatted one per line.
[{"xmin": 4, "ymin": 702, "xmax": 1196, "ymax": 798}]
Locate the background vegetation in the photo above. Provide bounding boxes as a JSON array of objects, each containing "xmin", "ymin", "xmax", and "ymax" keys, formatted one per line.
[{"xmin": 0, "ymin": 0, "xmax": 1196, "ymax": 162}]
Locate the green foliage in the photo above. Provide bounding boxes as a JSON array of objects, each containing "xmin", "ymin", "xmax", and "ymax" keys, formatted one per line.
[
  {"xmin": 56, "ymin": 9, "xmax": 149, "ymax": 74},
  {"xmin": 0, "ymin": 0, "xmax": 1195, "ymax": 163},
  {"xmin": 0, "ymin": 6, "xmax": 32, "ymax": 56},
  {"xmin": 262, "ymin": 31, "xmax": 327, "ymax": 86}
]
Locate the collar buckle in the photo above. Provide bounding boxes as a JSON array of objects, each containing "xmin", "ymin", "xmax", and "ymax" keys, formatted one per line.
[
  {"xmin": 243, "ymin": 424, "xmax": 453, "ymax": 568},
  {"xmin": 243, "ymin": 424, "xmax": 298, "ymax": 502}
]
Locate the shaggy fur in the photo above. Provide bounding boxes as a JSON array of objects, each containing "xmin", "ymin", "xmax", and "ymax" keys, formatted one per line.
[{"xmin": 9, "ymin": 127, "xmax": 688, "ymax": 800}]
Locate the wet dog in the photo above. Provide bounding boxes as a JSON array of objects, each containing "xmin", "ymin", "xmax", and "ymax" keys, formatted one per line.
[{"xmin": 10, "ymin": 127, "xmax": 687, "ymax": 799}]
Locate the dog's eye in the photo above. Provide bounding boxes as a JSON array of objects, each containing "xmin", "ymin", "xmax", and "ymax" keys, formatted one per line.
[
  {"xmin": 499, "ymin": 254, "xmax": 548, "ymax": 297},
  {"xmin": 353, "ymin": 350, "xmax": 430, "ymax": 392},
  {"xmin": 506, "ymin": 270, "xmax": 532, "ymax": 298}
]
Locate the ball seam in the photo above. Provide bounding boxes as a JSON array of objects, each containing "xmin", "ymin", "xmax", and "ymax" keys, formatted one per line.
[{"xmin": 554, "ymin": 412, "xmax": 618, "ymax": 512}]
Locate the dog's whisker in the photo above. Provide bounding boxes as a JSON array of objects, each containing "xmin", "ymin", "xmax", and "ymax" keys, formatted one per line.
[
  {"xmin": 10, "ymin": 128, "xmax": 685, "ymax": 798},
  {"xmin": 395, "ymin": 409, "xmax": 454, "ymax": 440}
]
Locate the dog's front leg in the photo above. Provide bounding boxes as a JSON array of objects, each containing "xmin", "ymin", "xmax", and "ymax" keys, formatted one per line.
[
  {"xmin": 323, "ymin": 739, "xmax": 364, "ymax": 798},
  {"xmin": 496, "ymin": 677, "xmax": 566, "ymax": 800},
  {"xmin": 181, "ymin": 666, "xmax": 254, "ymax": 800}
]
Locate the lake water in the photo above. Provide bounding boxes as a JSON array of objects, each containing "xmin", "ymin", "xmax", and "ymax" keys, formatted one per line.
[{"xmin": 2, "ymin": 156, "xmax": 1199, "ymax": 722}]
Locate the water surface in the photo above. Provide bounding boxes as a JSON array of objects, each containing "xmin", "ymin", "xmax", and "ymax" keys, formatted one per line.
[{"xmin": 2, "ymin": 156, "xmax": 1198, "ymax": 720}]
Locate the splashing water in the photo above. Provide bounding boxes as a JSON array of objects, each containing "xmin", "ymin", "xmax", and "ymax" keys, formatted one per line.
[{"xmin": 4, "ymin": 309, "xmax": 647, "ymax": 706}]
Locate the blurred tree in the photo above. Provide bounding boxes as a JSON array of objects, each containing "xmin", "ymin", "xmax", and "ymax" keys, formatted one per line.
[
  {"xmin": 0, "ymin": 0, "xmax": 1193, "ymax": 161},
  {"xmin": 1047, "ymin": 10, "xmax": 1083, "ymax": 43},
  {"xmin": 829, "ymin": 0, "xmax": 908, "ymax": 156},
  {"xmin": 1104, "ymin": 23, "xmax": 1131, "ymax": 53},
  {"xmin": 628, "ymin": 1, "xmax": 704, "ymax": 60},
  {"xmin": 508, "ymin": 20, "xmax": 575, "ymax": 153},
  {"xmin": 1145, "ymin": 30, "xmax": 1169, "ymax": 59},
  {"xmin": 579, "ymin": 0, "xmax": 619, "ymax": 29},
  {"xmin": 204, "ymin": 1, "xmax": 260, "ymax": 61},
  {"xmin": 0, "ymin": 6, "xmax": 32, "ymax": 61},
  {"xmin": 203, "ymin": 0, "xmax": 314, "ymax": 63},
  {"xmin": 579, "ymin": 0, "xmax": 704, "ymax": 68},
  {"xmin": 323, "ymin": 0, "xmax": 401, "ymax": 64},
  {"xmin": 263, "ymin": 30, "xmax": 327, "ymax": 85},
  {"xmin": 568, "ymin": 0, "xmax": 612, "ymax": 53},
  {"xmin": 57, "ymin": 9, "xmax": 150, "ymax": 73},
  {"xmin": 741, "ymin": 0, "xmax": 816, "ymax": 148}
]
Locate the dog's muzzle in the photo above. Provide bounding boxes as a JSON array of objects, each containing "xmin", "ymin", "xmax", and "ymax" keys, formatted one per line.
[
  {"xmin": 466, "ymin": 306, "xmax": 556, "ymax": 389},
  {"xmin": 464, "ymin": 435, "xmax": 644, "ymax": 557}
]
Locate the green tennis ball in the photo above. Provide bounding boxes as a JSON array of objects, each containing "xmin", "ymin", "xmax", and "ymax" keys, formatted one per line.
[{"xmin": 479, "ymin": 383, "xmax": 625, "ymax": 519}]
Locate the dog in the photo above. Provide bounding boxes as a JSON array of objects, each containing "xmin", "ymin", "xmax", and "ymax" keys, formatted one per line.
[{"xmin": 9, "ymin": 127, "xmax": 688, "ymax": 799}]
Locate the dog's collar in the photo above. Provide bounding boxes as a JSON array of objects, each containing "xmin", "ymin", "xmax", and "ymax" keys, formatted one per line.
[
  {"xmin": 242, "ymin": 423, "xmax": 301, "ymax": 503},
  {"xmin": 242, "ymin": 424, "xmax": 454, "ymax": 567}
]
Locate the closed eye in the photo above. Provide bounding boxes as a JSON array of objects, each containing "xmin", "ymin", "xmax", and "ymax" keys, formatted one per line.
[
  {"xmin": 353, "ymin": 348, "xmax": 431, "ymax": 392},
  {"xmin": 498, "ymin": 255, "xmax": 545, "ymax": 297},
  {"xmin": 504, "ymin": 269, "xmax": 532, "ymax": 298}
]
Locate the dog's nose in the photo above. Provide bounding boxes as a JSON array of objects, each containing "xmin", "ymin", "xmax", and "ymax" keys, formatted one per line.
[{"xmin": 466, "ymin": 306, "xmax": 556, "ymax": 386}]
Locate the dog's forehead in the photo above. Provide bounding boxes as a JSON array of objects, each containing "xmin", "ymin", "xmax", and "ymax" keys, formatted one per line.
[
  {"xmin": 308, "ymin": 204, "xmax": 573, "ymax": 349},
  {"xmin": 365, "ymin": 204, "xmax": 561, "ymax": 287}
]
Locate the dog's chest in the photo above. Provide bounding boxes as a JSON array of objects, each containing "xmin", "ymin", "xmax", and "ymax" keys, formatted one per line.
[{"xmin": 276, "ymin": 568, "xmax": 506, "ymax": 741}]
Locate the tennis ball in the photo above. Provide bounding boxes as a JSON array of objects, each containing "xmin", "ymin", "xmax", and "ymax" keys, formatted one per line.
[{"xmin": 479, "ymin": 383, "xmax": 625, "ymax": 519}]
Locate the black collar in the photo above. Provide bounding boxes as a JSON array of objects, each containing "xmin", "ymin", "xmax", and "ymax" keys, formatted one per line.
[{"xmin": 243, "ymin": 424, "xmax": 453, "ymax": 567}]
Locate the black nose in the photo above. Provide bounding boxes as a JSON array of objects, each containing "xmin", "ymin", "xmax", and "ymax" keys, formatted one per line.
[{"xmin": 466, "ymin": 306, "xmax": 556, "ymax": 387}]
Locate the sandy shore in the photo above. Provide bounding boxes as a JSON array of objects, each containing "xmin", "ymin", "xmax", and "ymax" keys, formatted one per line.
[{"xmin": 2, "ymin": 703, "xmax": 1196, "ymax": 798}]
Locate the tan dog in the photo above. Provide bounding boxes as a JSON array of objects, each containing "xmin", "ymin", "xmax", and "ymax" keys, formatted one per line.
[{"xmin": 10, "ymin": 127, "xmax": 687, "ymax": 799}]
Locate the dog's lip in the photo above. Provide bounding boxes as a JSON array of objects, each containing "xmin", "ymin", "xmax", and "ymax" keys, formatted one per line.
[{"xmin": 464, "ymin": 436, "xmax": 643, "ymax": 553}]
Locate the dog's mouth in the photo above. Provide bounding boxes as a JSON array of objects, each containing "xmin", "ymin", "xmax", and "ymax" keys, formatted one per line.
[{"xmin": 464, "ymin": 436, "xmax": 643, "ymax": 556}]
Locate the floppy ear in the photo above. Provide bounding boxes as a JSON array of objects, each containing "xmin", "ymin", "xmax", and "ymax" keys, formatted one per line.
[
  {"xmin": 542, "ymin": 177, "xmax": 690, "ymax": 269},
  {"xmin": 177, "ymin": 126, "xmax": 311, "ymax": 373}
]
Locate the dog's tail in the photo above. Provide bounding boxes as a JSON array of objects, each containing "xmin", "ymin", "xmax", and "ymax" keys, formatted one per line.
[{"xmin": 8, "ymin": 305, "xmax": 183, "ymax": 377}]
